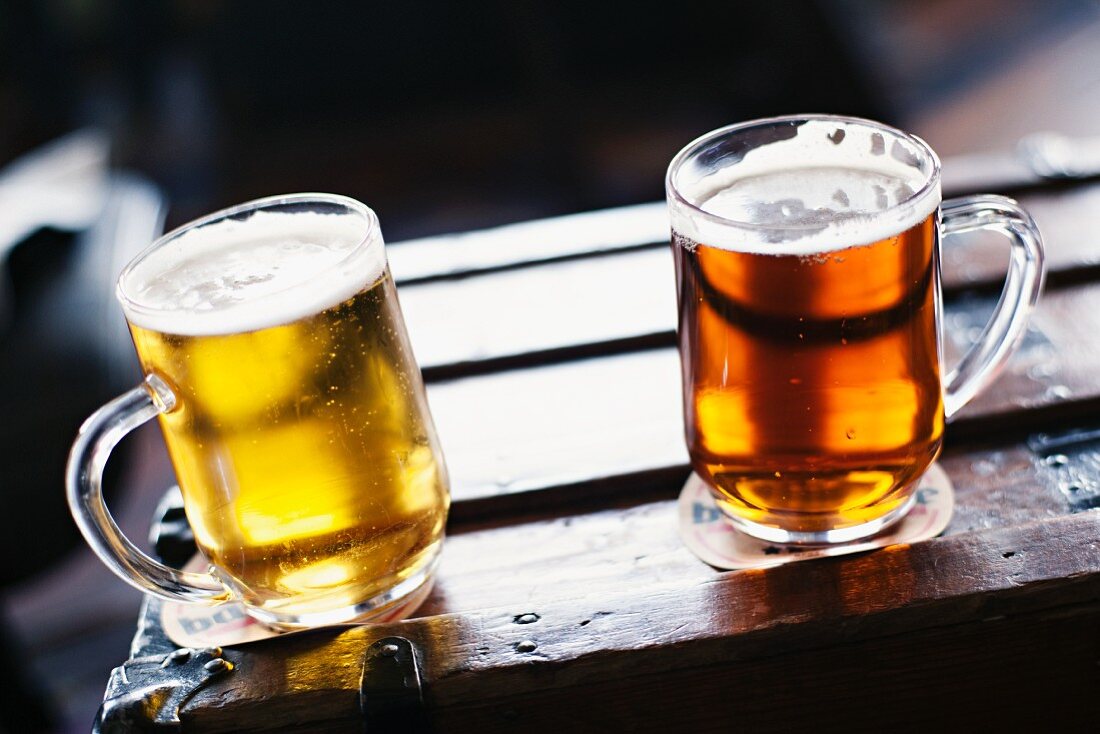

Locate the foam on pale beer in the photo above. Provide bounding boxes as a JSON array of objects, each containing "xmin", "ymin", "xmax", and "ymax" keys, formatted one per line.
[
  {"xmin": 669, "ymin": 119, "xmax": 940, "ymax": 254},
  {"xmin": 119, "ymin": 210, "xmax": 386, "ymax": 335}
]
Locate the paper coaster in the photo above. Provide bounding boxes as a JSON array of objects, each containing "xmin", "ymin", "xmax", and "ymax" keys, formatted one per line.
[
  {"xmin": 161, "ymin": 561, "xmax": 434, "ymax": 648},
  {"xmin": 679, "ymin": 463, "xmax": 954, "ymax": 570}
]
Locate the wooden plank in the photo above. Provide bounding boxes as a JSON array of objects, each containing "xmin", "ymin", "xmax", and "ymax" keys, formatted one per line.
[
  {"xmin": 429, "ymin": 349, "xmax": 683, "ymax": 512},
  {"xmin": 428, "ymin": 282, "xmax": 1100, "ymax": 515},
  {"xmin": 421, "ymin": 433, "xmax": 1076, "ymax": 617},
  {"xmin": 177, "ymin": 508, "xmax": 1100, "ymax": 732},
  {"xmin": 401, "ymin": 182, "xmax": 1100, "ymax": 377},
  {"xmin": 943, "ymin": 182, "xmax": 1100, "ymax": 289},
  {"xmin": 387, "ymin": 202, "xmax": 667, "ymax": 284},
  {"xmin": 130, "ymin": 425, "xmax": 1083, "ymax": 642},
  {"xmin": 940, "ymin": 149, "xmax": 1039, "ymax": 195},
  {"xmin": 121, "ymin": 416, "xmax": 1096, "ymax": 729},
  {"xmin": 940, "ymin": 146, "xmax": 1100, "ymax": 198},
  {"xmin": 401, "ymin": 248, "xmax": 675, "ymax": 378},
  {"xmin": 383, "ymin": 164, "xmax": 1099, "ymax": 289}
]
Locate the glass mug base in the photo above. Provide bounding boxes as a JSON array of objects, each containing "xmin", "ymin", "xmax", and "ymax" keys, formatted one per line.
[
  {"xmin": 242, "ymin": 544, "xmax": 442, "ymax": 630},
  {"xmin": 715, "ymin": 492, "xmax": 917, "ymax": 546}
]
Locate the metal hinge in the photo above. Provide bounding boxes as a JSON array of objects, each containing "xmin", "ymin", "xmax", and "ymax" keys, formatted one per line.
[
  {"xmin": 360, "ymin": 636, "xmax": 430, "ymax": 732},
  {"xmin": 93, "ymin": 646, "xmax": 234, "ymax": 733}
]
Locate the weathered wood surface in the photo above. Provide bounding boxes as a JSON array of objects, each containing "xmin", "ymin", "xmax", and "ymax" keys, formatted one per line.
[
  {"xmin": 109, "ymin": 165, "xmax": 1100, "ymax": 732},
  {"xmin": 176, "ymin": 505, "xmax": 1100, "ymax": 732},
  {"xmin": 427, "ymin": 280, "xmax": 1100, "ymax": 517},
  {"xmin": 385, "ymin": 152, "xmax": 1100, "ymax": 289},
  {"xmin": 138, "ymin": 424, "xmax": 1089, "ymax": 647},
  {"xmin": 388, "ymin": 202, "xmax": 668, "ymax": 284},
  {"xmin": 421, "ymin": 428, "xmax": 1088, "ymax": 618},
  {"xmin": 941, "ymin": 183, "xmax": 1100, "ymax": 290},
  {"xmin": 123, "ymin": 415, "xmax": 1100, "ymax": 730},
  {"xmin": 401, "ymin": 181, "xmax": 1100, "ymax": 379}
]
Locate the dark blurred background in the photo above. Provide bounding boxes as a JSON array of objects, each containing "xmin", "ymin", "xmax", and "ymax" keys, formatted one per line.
[
  {"xmin": 4, "ymin": 0, "xmax": 1098, "ymax": 235},
  {"xmin": 4, "ymin": 1, "xmax": 893, "ymax": 238},
  {"xmin": 1, "ymin": 0, "xmax": 1099, "ymax": 731}
]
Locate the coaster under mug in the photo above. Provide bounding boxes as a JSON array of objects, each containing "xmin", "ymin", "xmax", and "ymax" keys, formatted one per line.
[
  {"xmin": 161, "ymin": 557, "xmax": 435, "ymax": 648},
  {"xmin": 678, "ymin": 463, "xmax": 954, "ymax": 570}
]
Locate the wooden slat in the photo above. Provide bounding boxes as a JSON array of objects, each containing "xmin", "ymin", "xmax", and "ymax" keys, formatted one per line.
[
  {"xmin": 401, "ymin": 248, "xmax": 675, "ymax": 378},
  {"xmin": 401, "ymin": 182, "xmax": 1100, "ymax": 377},
  {"xmin": 943, "ymin": 182, "xmax": 1100, "ymax": 289},
  {"xmin": 940, "ymin": 150, "xmax": 1039, "ymax": 195},
  {"xmin": 130, "ymin": 423, "xmax": 1087, "ymax": 652},
  {"xmin": 427, "ymin": 282, "xmax": 1100, "ymax": 516},
  {"xmin": 387, "ymin": 202, "xmax": 667, "ymax": 284},
  {"xmin": 177, "ymin": 504, "xmax": 1100, "ymax": 732},
  {"xmin": 130, "ymin": 422, "xmax": 1086, "ymax": 656},
  {"xmin": 420, "ymin": 432, "xmax": 1076, "ymax": 617},
  {"xmin": 383, "ymin": 160, "xmax": 1099, "ymax": 289},
  {"xmin": 126, "ymin": 417, "xmax": 1098, "ymax": 730},
  {"xmin": 940, "ymin": 131, "xmax": 1100, "ymax": 195}
]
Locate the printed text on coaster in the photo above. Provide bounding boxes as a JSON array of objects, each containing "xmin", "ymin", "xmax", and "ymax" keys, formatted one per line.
[{"xmin": 161, "ymin": 557, "xmax": 434, "ymax": 648}]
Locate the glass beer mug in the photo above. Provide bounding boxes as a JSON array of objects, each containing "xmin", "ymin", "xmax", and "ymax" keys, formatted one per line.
[
  {"xmin": 67, "ymin": 194, "xmax": 450, "ymax": 627},
  {"xmin": 667, "ymin": 115, "xmax": 1044, "ymax": 545}
]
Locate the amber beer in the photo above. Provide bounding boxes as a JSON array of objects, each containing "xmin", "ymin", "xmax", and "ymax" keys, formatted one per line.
[
  {"xmin": 116, "ymin": 198, "xmax": 449, "ymax": 623},
  {"xmin": 666, "ymin": 117, "xmax": 1044, "ymax": 545},
  {"xmin": 673, "ymin": 203, "xmax": 944, "ymax": 536},
  {"xmin": 658, "ymin": 112, "xmax": 970, "ymax": 547}
]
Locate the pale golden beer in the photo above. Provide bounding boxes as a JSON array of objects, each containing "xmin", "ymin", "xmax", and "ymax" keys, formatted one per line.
[
  {"xmin": 67, "ymin": 194, "xmax": 450, "ymax": 627},
  {"xmin": 128, "ymin": 272, "xmax": 448, "ymax": 621},
  {"xmin": 667, "ymin": 116, "xmax": 1044, "ymax": 543}
]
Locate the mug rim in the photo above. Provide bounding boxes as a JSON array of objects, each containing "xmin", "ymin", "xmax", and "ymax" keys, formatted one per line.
[
  {"xmin": 116, "ymin": 192, "xmax": 379, "ymax": 322},
  {"xmin": 665, "ymin": 113, "xmax": 943, "ymax": 235}
]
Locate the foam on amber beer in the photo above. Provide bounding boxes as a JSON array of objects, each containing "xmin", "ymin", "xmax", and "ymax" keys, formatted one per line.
[
  {"xmin": 670, "ymin": 120, "xmax": 944, "ymax": 536},
  {"xmin": 119, "ymin": 205, "xmax": 448, "ymax": 624},
  {"xmin": 669, "ymin": 118, "xmax": 940, "ymax": 255}
]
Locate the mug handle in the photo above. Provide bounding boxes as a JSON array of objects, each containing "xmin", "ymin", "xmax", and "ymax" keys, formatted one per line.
[
  {"xmin": 66, "ymin": 374, "xmax": 228, "ymax": 603},
  {"xmin": 941, "ymin": 195, "xmax": 1045, "ymax": 419}
]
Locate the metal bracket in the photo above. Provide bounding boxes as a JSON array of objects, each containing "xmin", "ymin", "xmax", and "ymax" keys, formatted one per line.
[
  {"xmin": 94, "ymin": 646, "xmax": 234, "ymax": 733},
  {"xmin": 1029, "ymin": 428, "xmax": 1100, "ymax": 512},
  {"xmin": 360, "ymin": 636, "xmax": 430, "ymax": 732}
]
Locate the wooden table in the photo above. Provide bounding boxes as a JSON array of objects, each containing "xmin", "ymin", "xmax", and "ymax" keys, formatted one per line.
[{"xmin": 96, "ymin": 155, "xmax": 1100, "ymax": 732}]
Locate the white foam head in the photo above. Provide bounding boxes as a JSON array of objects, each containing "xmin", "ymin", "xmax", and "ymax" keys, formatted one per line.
[
  {"xmin": 667, "ymin": 116, "xmax": 941, "ymax": 255},
  {"xmin": 118, "ymin": 194, "xmax": 386, "ymax": 335}
]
